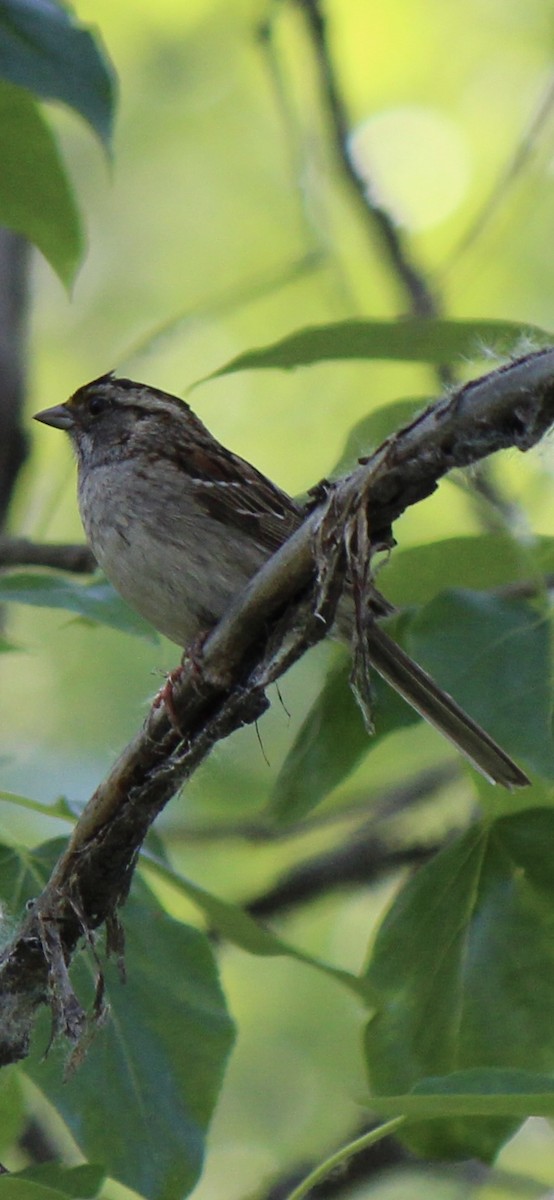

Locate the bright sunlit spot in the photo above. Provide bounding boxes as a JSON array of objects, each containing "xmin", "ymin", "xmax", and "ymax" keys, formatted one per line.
[{"xmin": 348, "ymin": 105, "xmax": 471, "ymax": 230}]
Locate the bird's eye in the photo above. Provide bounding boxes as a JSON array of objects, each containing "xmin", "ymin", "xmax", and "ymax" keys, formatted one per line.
[{"xmin": 87, "ymin": 393, "xmax": 107, "ymax": 417}]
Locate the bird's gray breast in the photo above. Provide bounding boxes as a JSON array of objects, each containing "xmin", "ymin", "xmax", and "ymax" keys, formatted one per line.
[{"xmin": 77, "ymin": 458, "xmax": 267, "ymax": 645}]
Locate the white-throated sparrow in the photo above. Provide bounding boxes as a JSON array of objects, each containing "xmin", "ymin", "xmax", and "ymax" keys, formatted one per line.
[{"xmin": 34, "ymin": 372, "xmax": 529, "ymax": 789}]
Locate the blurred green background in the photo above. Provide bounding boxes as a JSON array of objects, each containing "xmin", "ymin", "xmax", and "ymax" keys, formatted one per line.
[{"xmin": 3, "ymin": 0, "xmax": 554, "ymax": 1195}]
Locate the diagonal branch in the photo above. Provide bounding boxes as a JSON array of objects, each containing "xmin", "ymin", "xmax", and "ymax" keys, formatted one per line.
[
  {"xmin": 246, "ymin": 835, "xmax": 440, "ymax": 919},
  {"xmin": 298, "ymin": 0, "xmax": 439, "ymax": 318},
  {"xmin": 1, "ymin": 346, "xmax": 554, "ymax": 1066}
]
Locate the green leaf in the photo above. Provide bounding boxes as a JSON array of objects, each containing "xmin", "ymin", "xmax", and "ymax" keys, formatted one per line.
[
  {"xmin": 0, "ymin": 841, "xmax": 59, "ymax": 913},
  {"xmin": 364, "ymin": 809, "xmax": 554, "ymax": 1160},
  {"xmin": 370, "ymin": 1068, "xmax": 554, "ymax": 1120},
  {"xmin": 0, "ymin": 1069, "xmax": 25, "ymax": 1155},
  {"xmin": 270, "ymin": 652, "xmax": 418, "ymax": 824},
  {"xmin": 330, "ymin": 398, "xmax": 428, "ymax": 476},
  {"xmin": 0, "ymin": 0, "xmax": 116, "ymax": 147},
  {"xmin": 270, "ymin": 582, "xmax": 552, "ymax": 820},
  {"xmin": 201, "ymin": 318, "xmax": 551, "ymax": 381},
  {"xmin": 407, "ymin": 589, "xmax": 554, "ymax": 779},
  {"xmin": 0, "ymin": 571, "xmax": 157, "ymax": 641},
  {"xmin": 0, "ymin": 80, "xmax": 82, "ymax": 285},
  {"xmin": 0, "ymin": 1183, "xmax": 71, "ymax": 1200},
  {"xmin": 142, "ymin": 852, "xmax": 371, "ymax": 1001},
  {"xmin": 25, "ymin": 881, "xmax": 235, "ymax": 1200},
  {"xmin": 13, "ymin": 1165, "xmax": 105, "ymax": 1197},
  {"xmin": 0, "ymin": 831, "xmax": 368, "ymax": 1015},
  {"xmin": 0, "ymin": 842, "xmax": 234, "ymax": 1199},
  {"xmin": 0, "ymin": 790, "xmax": 77, "ymax": 822},
  {"xmin": 380, "ymin": 533, "xmax": 554, "ymax": 608}
]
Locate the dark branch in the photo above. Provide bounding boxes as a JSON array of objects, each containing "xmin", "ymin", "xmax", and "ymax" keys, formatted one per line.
[
  {"xmin": 0, "ymin": 537, "xmax": 96, "ymax": 574},
  {"xmin": 247, "ymin": 836, "xmax": 439, "ymax": 919},
  {"xmin": 0, "ymin": 231, "xmax": 29, "ymax": 530},
  {"xmin": 298, "ymin": 0, "xmax": 439, "ymax": 318},
  {"xmin": 1, "ymin": 347, "xmax": 554, "ymax": 1065}
]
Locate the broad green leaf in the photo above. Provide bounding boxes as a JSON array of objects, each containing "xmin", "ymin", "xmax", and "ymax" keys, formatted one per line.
[
  {"xmin": 0, "ymin": 0, "xmax": 116, "ymax": 147},
  {"xmin": 0, "ymin": 571, "xmax": 157, "ymax": 641},
  {"xmin": 13, "ymin": 1165, "xmax": 105, "ymax": 1197},
  {"xmin": 270, "ymin": 652, "xmax": 418, "ymax": 824},
  {"xmin": 142, "ymin": 852, "xmax": 371, "ymax": 1001},
  {"xmin": 23, "ymin": 879, "xmax": 235, "ymax": 1200},
  {"xmin": 201, "ymin": 318, "xmax": 551, "ymax": 381},
  {"xmin": 380, "ymin": 534, "xmax": 554, "ymax": 608},
  {"xmin": 0, "ymin": 842, "xmax": 235, "ymax": 1199},
  {"xmin": 0, "ymin": 828, "xmax": 370, "ymax": 1197},
  {"xmin": 365, "ymin": 809, "xmax": 554, "ymax": 1160},
  {"xmin": 0, "ymin": 80, "xmax": 82, "ymax": 285},
  {"xmin": 407, "ymin": 589, "xmax": 554, "ymax": 779}
]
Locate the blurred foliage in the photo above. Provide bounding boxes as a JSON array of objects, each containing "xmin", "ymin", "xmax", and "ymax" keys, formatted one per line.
[
  {"xmin": 0, "ymin": 0, "xmax": 115, "ymax": 282},
  {"xmin": 1, "ymin": 0, "xmax": 554, "ymax": 1197},
  {"xmin": 0, "ymin": 79, "xmax": 83, "ymax": 286},
  {"xmin": 0, "ymin": 0, "xmax": 115, "ymax": 145}
]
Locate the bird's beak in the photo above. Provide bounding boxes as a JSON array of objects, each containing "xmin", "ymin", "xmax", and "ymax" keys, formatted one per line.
[{"xmin": 33, "ymin": 404, "xmax": 74, "ymax": 430}]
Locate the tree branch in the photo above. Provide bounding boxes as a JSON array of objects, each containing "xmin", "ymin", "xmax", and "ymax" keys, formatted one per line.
[
  {"xmin": 1, "ymin": 346, "xmax": 554, "ymax": 1065},
  {"xmin": 246, "ymin": 836, "xmax": 439, "ymax": 919},
  {"xmin": 0, "ymin": 537, "xmax": 96, "ymax": 574},
  {"xmin": 0, "ymin": 231, "xmax": 29, "ymax": 530},
  {"xmin": 298, "ymin": 0, "xmax": 439, "ymax": 318}
]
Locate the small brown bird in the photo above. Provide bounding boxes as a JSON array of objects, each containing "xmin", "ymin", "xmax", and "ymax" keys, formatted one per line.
[{"xmin": 35, "ymin": 373, "xmax": 529, "ymax": 789}]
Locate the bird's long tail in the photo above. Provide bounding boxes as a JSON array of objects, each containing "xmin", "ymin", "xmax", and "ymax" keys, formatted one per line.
[{"xmin": 364, "ymin": 621, "xmax": 529, "ymax": 789}]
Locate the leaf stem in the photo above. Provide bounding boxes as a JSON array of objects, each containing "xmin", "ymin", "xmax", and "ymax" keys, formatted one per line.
[{"xmin": 284, "ymin": 1116, "xmax": 406, "ymax": 1200}]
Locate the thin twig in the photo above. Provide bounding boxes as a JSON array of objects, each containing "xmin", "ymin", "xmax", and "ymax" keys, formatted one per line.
[
  {"xmin": 442, "ymin": 70, "xmax": 554, "ymax": 275},
  {"xmin": 298, "ymin": 0, "xmax": 439, "ymax": 318}
]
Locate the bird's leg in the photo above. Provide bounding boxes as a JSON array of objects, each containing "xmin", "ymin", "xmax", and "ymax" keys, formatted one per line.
[{"xmin": 151, "ymin": 632, "xmax": 209, "ymax": 729}]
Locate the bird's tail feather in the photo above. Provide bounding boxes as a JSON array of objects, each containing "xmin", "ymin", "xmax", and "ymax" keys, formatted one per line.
[{"xmin": 364, "ymin": 621, "xmax": 529, "ymax": 789}]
